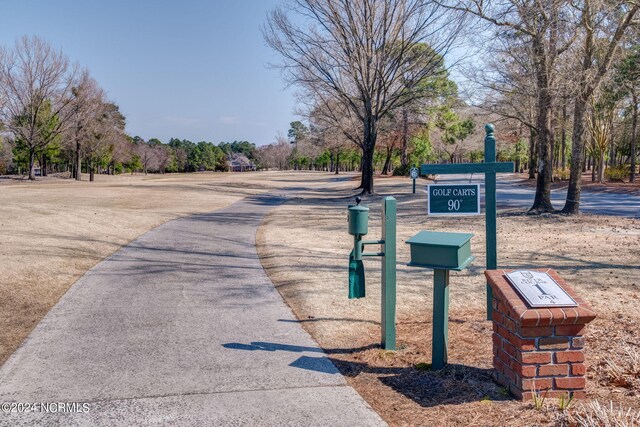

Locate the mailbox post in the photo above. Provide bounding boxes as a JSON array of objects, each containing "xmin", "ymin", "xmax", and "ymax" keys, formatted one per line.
[
  {"xmin": 406, "ymin": 231, "xmax": 474, "ymax": 370},
  {"xmin": 347, "ymin": 196, "xmax": 397, "ymax": 350}
]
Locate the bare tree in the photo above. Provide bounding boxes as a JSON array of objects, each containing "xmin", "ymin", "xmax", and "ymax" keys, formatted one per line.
[
  {"xmin": 265, "ymin": 0, "xmax": 463, "ymax": 194},
  {"xmin": 136, "ymin": 141, "xmax": 156, "ymax": 175},
  {"xmin": 84, "ymin": 101, "xmax": 126, "ymax": 181},
  {"xmin": 154, "ymin": 144, "xmax": 171, "ymax": 174},
  {"xmin": 437, "ymin": 1, "xmax": 578, "ymax": 213},
  {"xmin": 306, "ymin": 98, "xmax": 360, "ymax": 173},
  {"xmin": 462, "ymin": 38, "xmax": 539, "ymax": 178},
  {"xmin": 0, "ymin": 36, "xmax": 78, "ymax": 180},
  {"xmin": 562, "ymin": 1, "xmax": 639, "ymax": 213},
  {"xmin": 0, "ymin": 137, "xmax": 13, "ymax": 174},
  {"xmin": 67, "ymin": 69, "xmax": 103, "ymax": 181},
  {"xmin": 257, "ymin": 134, "xmax": 294, "ymax": 170},
  {"xmin": 615, "ymin": 46, "xmax": 640, "ymax": 183},
  {"xmin": 377, "ymin": 113, "xmax": 404, "ymax": 174},
  {"xmin": 110, "ymin": 134, "xmax": 134, "ymax": 175}
]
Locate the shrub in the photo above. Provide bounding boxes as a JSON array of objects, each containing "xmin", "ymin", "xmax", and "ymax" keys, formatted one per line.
[
  {"xmin": 554, "ymin": 169, "xmax": 570, "ymax": 181},
  {"xmin": 393, "ymin": 164, "xmax": 410, "ymax": 176},
  {"xmin": 605, "ymin": 165, "xmax": 630, "ymax": 182}
]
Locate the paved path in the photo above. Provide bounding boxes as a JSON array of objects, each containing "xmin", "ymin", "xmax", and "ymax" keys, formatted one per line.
[
  {"xmin": 430, "ymin": 174, "xmax": 640, "ymax": 217},
  {"xmin": 0, "ymin": 194, "xmax": 385, "ymax": 426}
]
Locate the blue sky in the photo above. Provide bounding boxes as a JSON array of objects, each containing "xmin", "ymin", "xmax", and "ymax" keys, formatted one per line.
[{"xmin": 0, "ymin": 0, "xmax": 295, "ymax": 145}]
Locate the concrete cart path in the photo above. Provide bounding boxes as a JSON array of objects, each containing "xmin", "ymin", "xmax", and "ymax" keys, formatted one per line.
[{"xmin": 0, "ymin": 194, "xmax": 385, "ymax": 426}]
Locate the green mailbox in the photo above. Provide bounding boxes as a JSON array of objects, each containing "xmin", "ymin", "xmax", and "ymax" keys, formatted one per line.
[
  {"xmin": 406, "ymin": 230, "xmax": 475, "ymax": 370},
  {"xmin": 406, "ymin": 231, "xmax": 474, "ymax": 271}
]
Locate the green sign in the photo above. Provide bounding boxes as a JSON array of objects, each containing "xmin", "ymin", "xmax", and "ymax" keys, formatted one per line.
[
  {"xmin": 423, "ymin": 124, "xmax": 515, "ymax": 320},
  {"xmin": 428, "ymin": 184, "xmax": 480, "ymax": 216}
]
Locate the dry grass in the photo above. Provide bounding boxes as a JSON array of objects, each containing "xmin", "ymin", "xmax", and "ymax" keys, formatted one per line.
[
  {"xmin": 256, "ymin": 174, "xmax": 640, "ymax": 426},
  {"xmin": 0, "ymin": 171, "xmax": 328, "ymax": 365},
  {"xmin": 571, "ymin": 401, "xmax": 640, "ymax": 427}
]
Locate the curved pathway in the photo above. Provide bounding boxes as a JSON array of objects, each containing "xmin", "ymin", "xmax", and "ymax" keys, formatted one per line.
[{"xmin": 0, "ymin": 194, "xmax": 385, "ymax": 426}]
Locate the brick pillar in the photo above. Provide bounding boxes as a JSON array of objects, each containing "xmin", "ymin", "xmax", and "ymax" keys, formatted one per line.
[{"xmin": 485, "ymin": 269, "xmax": 596, "ymax": 400}]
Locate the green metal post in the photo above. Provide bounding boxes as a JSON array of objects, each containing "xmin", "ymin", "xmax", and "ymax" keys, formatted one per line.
[
  {"xmin": 353, "ymin": 235, "xmax": 362, "ymax": 261},
  {"xmin": 432, "ymin": 268, "xmax": 449, "ymax": 370},
  {"xmin": 412, "ymin": 178, "xmax": 416, "ymax": 194},
  {"xmin": 484, "ymin": 124, "xmax": 497, "ymax": 320},
  {"xmin": 381, "ymin": 196, "xmax": 396, "ymax": 350}
]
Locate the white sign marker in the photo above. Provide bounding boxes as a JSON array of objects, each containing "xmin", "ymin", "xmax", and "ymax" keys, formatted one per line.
[
  {"xmin": 410, "ymin": 167, "xmax": 419, "ymax": 179},
  {"xmin": 505, "ymin": 270, "xmax": 578, "ymax": 308}
]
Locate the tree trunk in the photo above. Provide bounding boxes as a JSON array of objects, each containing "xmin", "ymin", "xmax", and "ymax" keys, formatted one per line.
[
  {"xmin": 609, "ymin": 144, "xmax": 615, "ymax": 168},
  {"xmin": 549, "ymin": 113, "xmax": 556, "ymax": 180},
  {"xmin": 381, "ymin": 147, "xmax": 392, "ymax": 175},
  {"xmin": 631, "ymin": 93, "xmax": 638, "ymax": 183},
  {"xmin": 359, "ymin": 144, "xmax": 375, "ymax": 194},
  {"xmin": 358, "ymin": 113, "xmax": 376, "ymax": 194},
  {"xmin": 75, "ymin": 140, "xmax": 82, "ymax": 181},
  {"xmin": 598, "ymin": 151, "xmax": 605, "ymax": 183},
  {"xmin": 89, "ymin": 159, "xmax": 95, "ymax": 182},
  {"xmin": 530, "ymin": 38, "xmax": 555, "ymax": 213},
  {"xmin": 335, "ymin": 151, "xmax": 340, "ymax": 175},
  {"xmin": 561, "ymin": 104, "xmax": 567, "ymax": 170},
  {"xmin": 528, "ymin": 128, "xmax": 536, "ymax": 179},
  {"xmin": 563, "ymin": 100, "xmax": 588, "ymax": 214},
  {"xmin": 28, "ymin": 147, "xmax": 36, "ymax": 180},
  {"xmin": 401, "ymin": 108, "xmax": 408, "ymax": 167},
  {"xmin": 41, "ymin": 154, "xmax": 48, "ymax": 177}
]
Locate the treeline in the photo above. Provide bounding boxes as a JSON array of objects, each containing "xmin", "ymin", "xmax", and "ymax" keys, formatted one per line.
[
  {"xmin": 2, "ymin": 132, "xmax": 262, "ymax": 177},
  {"xmin": 262, "ymin": 2, "xmax": 536, "ymax": 189},
  {"xmin": 0, "ymin": 36, "xmax": 128, "ymax": 181},
  {"xmin": 164, "ymin": 139, "xmax": 258, "ymax": 173},
  {"xmin": 437, "ymin": 0, "xmax": 640, "ymax": 214},
  {"xmin": 0, "ymin": 36, "xmax": 265, "ymax": 179},
  {"xmin": 264, "ymin": 0, "xmax": 639, "ymax": 215}
]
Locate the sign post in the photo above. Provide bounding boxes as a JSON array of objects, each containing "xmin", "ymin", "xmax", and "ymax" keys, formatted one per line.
[
  {"xmin": 421, "ymin": 124, "xmax": 514, "ymax": 319},
  {"xmin": 410, "ymin": 167, "xmax": 418, "ymax": 194}
]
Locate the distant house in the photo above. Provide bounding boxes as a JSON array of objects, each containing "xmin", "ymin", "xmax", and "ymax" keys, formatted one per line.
[{"xmin": 227, "ymin": 153, "xmax": 256, "ymax": 172}]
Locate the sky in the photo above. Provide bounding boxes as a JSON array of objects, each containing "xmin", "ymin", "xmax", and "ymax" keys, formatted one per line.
[{"xmin": 0, "ymin": 0, "xmax": 296, "ymax": 145}]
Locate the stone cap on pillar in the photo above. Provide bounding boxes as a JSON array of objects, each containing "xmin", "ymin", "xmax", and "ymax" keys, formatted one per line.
[{"xmin": 485, "ymin": 269, "xmax": 596, "ymax": 327}]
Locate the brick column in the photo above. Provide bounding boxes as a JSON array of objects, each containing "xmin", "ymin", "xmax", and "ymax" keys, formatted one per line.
[{"xmin": 485, "ymin": 269, "xmax": 596, "ymax": 400}]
